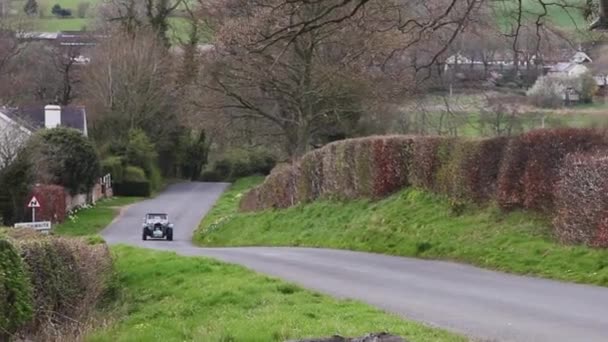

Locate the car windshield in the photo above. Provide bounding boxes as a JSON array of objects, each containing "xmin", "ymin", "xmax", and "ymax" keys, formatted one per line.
[{"xmin": 147, "ymin": 214, "xmax": 167, "ymax": 221}]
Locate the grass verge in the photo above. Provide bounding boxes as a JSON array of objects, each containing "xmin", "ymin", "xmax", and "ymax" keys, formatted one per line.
[
  {"xmin": 87, "ymin": 246, "xmax": 463, "ymax": 342},
  {"xmin": 195, "ymin": 177, "xmax": 608, "ymax": 286},
  {"xmin": 54, "ymin": 197, "xmax": 142, "ymax": 236}
]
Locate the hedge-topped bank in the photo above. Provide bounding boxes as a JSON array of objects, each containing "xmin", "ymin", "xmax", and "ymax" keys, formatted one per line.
[
  {"xmin": 0, "ymin": 233, "xmax": 114, "ymax": 341},
  {"xmin": 240, "ymin": 129, "xmax": 608, "ymax": 248}
]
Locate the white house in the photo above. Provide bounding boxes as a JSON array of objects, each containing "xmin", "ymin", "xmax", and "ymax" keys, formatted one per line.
[
  {"xmin": 571, "ymin": 51, "xmax": 593, "ymax": 64},
  {"xmin": 0, "ymin": 105, "xmax": 89, "ymax": 168},
  {"xmin": 445, "ymin": 53, "xmax": 475, "ymax": 65},
  {"xmin": 0, "ymin": 108, "xmax": 31, "ymax": 169},
  {"xmin": 2, "ymin": 105, "xmax": 89, "ymax": 136},
  {"xmin": 548, "ymin": 63, "xmax": 589, "ymax": 78}
]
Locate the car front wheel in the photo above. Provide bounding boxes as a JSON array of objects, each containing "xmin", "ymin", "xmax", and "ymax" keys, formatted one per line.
[
  {"xmin": 166, "ymin": 228, "xmax": 173, "ymax": 241},
  {"xmin": 142, "ymin": 229, "xmax": 148, "ymax": 241}
]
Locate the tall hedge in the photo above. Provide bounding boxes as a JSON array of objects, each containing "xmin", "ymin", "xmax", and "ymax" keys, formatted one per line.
[
  {"xmin": 372, "ymin": 136, "xmax": 413, "ymax": 198},
  {"xmin": 408, "ymin": 136, "xmax": 443, "ymax": 191},
  {"xmin": 239, "ymin": 130, "xmax": 608, "ymax": 249},
  {"xmin": 465, "ymin": 137, "xmax": 509, "ymax": 202},
  {"xmin": 0, "ymin": 239, "xmax": 33, "ymax": 339},
  {"xmin": 256, "ymin": 164, "xmax": 301, "ymax": 210},
  {"xmin": 497, "ymin": 129, "xmax": 607, "ymax": 211},
  {"xmin": 113, "ymin": 181, "xmax": 151, "ymax": 197},
  {"xmin": 353, "ymin": 139, "xmax": 374, "ymax": 197},
  {"xmin": 297, "ymin": 149, "xmax": 324, "ymax": 202},
  {"xmin": 554, "ymin": 153, "xmax": 608, "ymax": 247},
  {"xmin": 16, "ymin": 237, "xmax": 113, "ymax": 337}
]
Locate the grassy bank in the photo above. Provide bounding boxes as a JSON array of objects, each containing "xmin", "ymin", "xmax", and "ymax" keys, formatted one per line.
[
  {"xmin": 87, "ymin": 246, "xmax": 463, "ymax": 342},
  {"xmin": 196, "ymin": 177, "xmax": 608, "ymax": 286},
  {"xmin": 54, "ymin": 197, "xmax": 142, "ymax": 236}
]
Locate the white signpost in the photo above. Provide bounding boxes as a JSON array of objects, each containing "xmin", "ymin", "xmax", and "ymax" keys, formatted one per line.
[
  {"xmin": 28, "ymin": 195, "xmax": 41, "ymax": 222},
  {"xmin": 13, "ymin": 196, "xmax": 51, "ymax": 234},
  {"xmin": 14, "ymin": 221, "xmax": 52, "ymax": 233}
]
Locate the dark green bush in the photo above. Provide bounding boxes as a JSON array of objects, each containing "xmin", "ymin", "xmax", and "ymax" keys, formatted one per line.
[
  {"xmin": 0, "ymin": 239, "xmax": 33, "ymax": 338},
  {"xmin": 148, "ymin": 166, "xmax": 162, "ymax": 191},
  {"xmin": 0, "ymin": 152, "xmax": 32, "ymax": 225},
  {"xmin": 207, "ymin": 149, "xmax": 277, "ymax": 182},
  {"xmin": 121, "ymin": 129, "xmax": 163, "ymax": 191},
  {"xmin": 26, "ymin": 127, "xmax": 100, "ymax": 194},
  {"xmin": 126, "ymin": 129, "xmax": 157, "ymax": 174},
  {"xmin": 213, "ymin": 159, "xmax": 232, "ymax": 178},
  {"xmin": 124, "ymin": 166, "xmax": 147, "ymax": 182},
  {"xmin": 101, "ymin": 156, "xmax": 125, "ymax": 183},
  {"xmin": 201, "ymin": 170, "xmax": 223, "ymax": 182},
  {"xmin": 248, "ymin": 149, "xmax": 276, "ymax": 175},
  {"xmin": 113, "ymin": 182, "xmax": 151, "ymax": 197},
  {"xmin": 230, "ymin": 157, "xmax": 253, "ymax": 179},
  {"xmin": 182, "ymin": 130, "xmax": 209, "ymax": 181}
]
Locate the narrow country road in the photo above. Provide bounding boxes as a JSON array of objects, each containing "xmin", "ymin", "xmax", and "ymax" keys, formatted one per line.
[{"xmin": 102, "ymin": 182, "xmax": 608, "ymax": 342}]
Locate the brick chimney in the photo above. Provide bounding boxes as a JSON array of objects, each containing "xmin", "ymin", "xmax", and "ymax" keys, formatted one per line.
[{"xmin": 44, "ymin": 105, "xmax": 61, "ymax": 129}]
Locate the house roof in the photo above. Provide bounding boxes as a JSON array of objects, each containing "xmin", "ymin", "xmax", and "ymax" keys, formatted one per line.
[
  {"xmin": 57, "ymin": 31, "xmax": 105, "ymax": 47},
  {"xmin": 571, "ymin": 51, "xmax": 592, "ymax": 63},
  {"xmin": 0, "ymin": 107, "xmax": 35, "ymax": 132},
  {"xmin": 16, "ymin": 31, "xmax": 107, "ymax": 47},
  {"xmin": 16, "ymin": 32, "xmax": 59, "ymax": 40},
  {"xmin": 3, "ymin": 106, "xmax": 87, "ymax": 134},
  {"xmin": 550, "ymin": 62, "xmax": 573, "ymax": 73},
  {"xmin": 549, "ymin": 62, "xmax": 587, "ymax": 73},
  {"xmin": 445, "ymin": 53, "xmax": 473, "ymax": 65}
]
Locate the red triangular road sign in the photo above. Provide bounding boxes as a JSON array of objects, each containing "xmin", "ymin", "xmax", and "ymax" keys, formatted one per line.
[{"xmin": 28, "ymin": 196, "xmax": 41, "ymax": 208}]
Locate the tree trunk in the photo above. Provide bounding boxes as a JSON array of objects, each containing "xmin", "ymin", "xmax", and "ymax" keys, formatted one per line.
[{"xmin": 286, "ymin": 123, "xmax": 310, "ymax": 158}]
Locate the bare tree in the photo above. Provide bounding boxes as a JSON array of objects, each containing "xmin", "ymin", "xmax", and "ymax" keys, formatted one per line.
[
  {"xmin": 0, "ymin": 19, "xmax": 27, "ymax": 77},
  {"xmin": 197, "ymin": 1, "xmax": 393, "ymax": 157},
  {"xmin": 54, "ymin": 46, "xmax": 80, "ymax": 105},
  {"xmin": 82, "ymin": 28, "xmax": 177, "ymax": 141},
  {"xmin": 0, "ymin": 42, "xmax": 82, "ymax": 106},
  {"xmin": 589, "ymin": 0, "xmax": 608, "ymax": 29}
]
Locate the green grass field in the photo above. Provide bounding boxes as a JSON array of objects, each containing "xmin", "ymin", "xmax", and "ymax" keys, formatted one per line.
[
  {"xmin": 494, "ymin": 0, "xmax": 587, "ymax": 31},
  {"xmin": 10, "ymin": 0, "xmax": 197, "ymax": 41},
  {"xmin": 11, "ymin": 0, "xmax": 96, "ymax": 17},
  {"xmin": 196, "ymin": 177, "xmax": 608, "ymax": 287},
  {"xmin": 87, "ymin": 246, "xmax": 464, "ymax": 342},
  {"xmin": 9, "ymin": 0, "xmax": 588, "ymax": 34},
  {"xmin": 34, "ymin": 18, "xmax": 89, "ymax": 31},
  {"xmin": 402, "ymin": 93, "xmax": 608, "ymax": 137},
  {"xmin": 54, "ymin": 197, "xmax": 142, "ymax": 236}
]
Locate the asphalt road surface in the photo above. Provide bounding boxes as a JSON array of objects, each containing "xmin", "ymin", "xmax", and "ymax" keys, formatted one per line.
[{"xmin": 102, "ymin": 182, "xmax": 608, "ymax": 342}]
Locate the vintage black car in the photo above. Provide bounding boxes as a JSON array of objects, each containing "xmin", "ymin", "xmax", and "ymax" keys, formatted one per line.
[{"xmin": 142, "ymin": 213, "xmax": 174, "ymax": 241}]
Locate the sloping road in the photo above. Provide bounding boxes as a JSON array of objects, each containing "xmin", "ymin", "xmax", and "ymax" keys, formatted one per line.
[{"xmin": 102, "ymin": 182, "xmax": 608, "ymax": 342}]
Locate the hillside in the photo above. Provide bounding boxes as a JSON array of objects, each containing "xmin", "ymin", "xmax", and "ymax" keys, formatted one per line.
[{"xmin": 510, "ymin": 0, "xmax": 587, "ymax": 29}]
